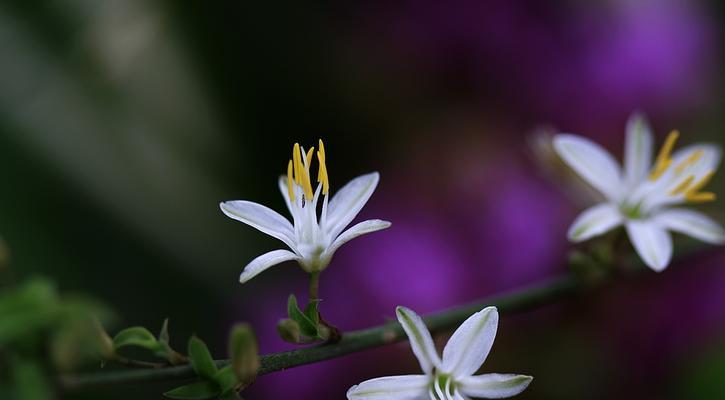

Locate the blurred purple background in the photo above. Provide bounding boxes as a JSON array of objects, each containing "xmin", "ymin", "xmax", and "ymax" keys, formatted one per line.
[{"xmin": 1, "ymin": 0, "xmax": 725, "ymax": 399}]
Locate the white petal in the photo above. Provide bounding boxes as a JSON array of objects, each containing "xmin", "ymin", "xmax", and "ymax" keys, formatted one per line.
[
  {"xmin": 396, "ymin": 306, "xmax": 441, "ymax": 374},
  {"xmin": 220, "ymin": 201, "xmax": 297, "ymax": 250},
  {"xmin": 459, "ymin": 374, "xmax": 533, "ymax": 399},
  {"xmin": 624, "ymin": 113, "xmax": 653, "ymax": 187},
  {"xmin": 625, "ymin": 220, "xmax": 673, "ymax": 272},
  {"xmin": 239, "ymin": 249, "xmax": 300, "ymax": 283},
  {"xmin": 452, "ymin": 391, "xmax": 470, "ymax": 400},
  {"xmin": 654, "ymin": 209, "xmax": 725, "ymax": 244},
  {"xmin": 346, "ymin": 375, "xmax": 429, "ymax": 400},
  {"xmin": 441, "ymin": 306, "xmax": 498, "ymax": 378},
  {"xmin": 553, "ymin": 134, "xmax": 623, "ymax": 201},
  {"xmin": 325, "ymin": 172, "xmax": 380, "ymax": 238},
  {"xmin": 567, "ymin": 203, "xmax": 623, "ymax": 242},
  {"xmin": 326, "ymin": 219, "xmax": 391, "ymax": 258}
]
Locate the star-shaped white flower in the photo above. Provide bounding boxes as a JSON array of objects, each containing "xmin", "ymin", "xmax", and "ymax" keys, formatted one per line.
[
  {"xmin": 221, "ymin": 140, "xmax": 391, "ymax": 283},
  {"xmin": 554, "ymin": 113, "xmax": 725, "ymax": 271},
  {"xmin": 347, "ymin": 306, "xmax": 532, "ymax": 400}
]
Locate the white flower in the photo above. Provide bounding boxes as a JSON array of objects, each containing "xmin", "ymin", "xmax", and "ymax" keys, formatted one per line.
[
  {"xmin": 221, "ymin": 140, "xmax": 391, "ymax": 283},
  {"xmin": 554, "ymin": 113, "xmax": 725, "ymax": 271},
  {"xmin": 347, "ymin": 306, "xmax": 532, "ymax": 400}
]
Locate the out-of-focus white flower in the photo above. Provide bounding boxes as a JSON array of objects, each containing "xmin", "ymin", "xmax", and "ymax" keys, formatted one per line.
[
  {"xmin": 554, "ymin": 113, "xmax": 725, "ymax": 271},
  {"xmin": 347, "ymin": 306, "xmax": 532, "ymax": 400},
  {"xmin": 221, "ymin": 140, "xmax": 390, "ymax": 283}
]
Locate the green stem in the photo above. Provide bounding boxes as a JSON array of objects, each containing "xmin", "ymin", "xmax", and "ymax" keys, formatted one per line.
[
  {"xmin": 59, "ymin": 274, "xmax": 581, "ymax": 390},
  {"xmin": 309, "ymin": 271, "xmax": 320, "ymax": 302}
]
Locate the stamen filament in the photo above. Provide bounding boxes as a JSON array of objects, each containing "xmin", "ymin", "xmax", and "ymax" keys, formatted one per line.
[
  {"xmin": 649, "ymin": 130, "xmax": 679, "ymax": 181},
  {"xmin": 287, "ymin": 160, "xmax": 295, "ymax": 202}
]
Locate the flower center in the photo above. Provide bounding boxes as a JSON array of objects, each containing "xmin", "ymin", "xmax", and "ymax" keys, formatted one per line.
[
  {"xmin": 648, "ymin": 130, "xmax": 717, "ymax": 203},
  {"xmin": 286, "ymin": 139, "xmax": 330, "ymax": 203},
  {"xmin": 619, "ymin": 202, "xmax": 644, "ymax": 219},
  {"xmin": 429, "ymin": 373, "xmax": 457, "ymax": 400}
]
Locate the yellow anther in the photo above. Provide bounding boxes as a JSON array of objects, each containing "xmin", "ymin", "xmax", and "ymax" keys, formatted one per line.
[
  {"xmin": 686, "ymin": 192, "xmax": 716, "ymax": 203},
  {"xmin": 686, "ymin": 170, "xmax": 715, "ymax": 195},
  {"xmin": 318, "ymin": 139, "xmax": 326, "ymax": 162},
  {"xmin": 318, "ymin": 154, "xmax": 329, "ymax": 195},
  {"xmin": 670, "ymin": 175, "xmax": 695, "ymax": 196},
  {"xmin": 306, "ymin": 147, "xmax": 315, "ymax": 169},
  {"xmin": 293, "ymin": 143, "xmax": 302, "ymax": 184},
  {"xmin": 287, "ymin": 160, "xmax": 295, "ymax": 202},
  {"xmin": 317, "ymin": 139, "xmax": 329, "ymax": 195},
  {"xmin": 675, "ymin": 149, "xmax": 704, "ymax": 175},
  {"xmin": 297, "ymin": 147, "xmax": 314, "ymax": 200},
  {"xmin": 301, "ymin": 171, "xmax": 314, "ymax": 200},
  {"xmin": 287, "ymin": 141, "xmax": 325, "ymax": 201},
  {"xmin": 649, "ymin": 130, "xmax": 680, "ymax": 181},
  {"xmin": 683, "ymin": 170, "xmax": 717, "ymax": 203}
]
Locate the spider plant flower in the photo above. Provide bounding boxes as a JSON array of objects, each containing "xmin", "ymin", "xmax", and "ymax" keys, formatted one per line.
[
  {"xmin": 221, "ymin": 140, "xmax": 391, "ymax": 283},
  {"xmin": 554, "ymin": 113, "xmax": 725, "ymax": 271},
  {"xmin": 347, "ymin": 306, "xmax": 532, "ymax": 400}
]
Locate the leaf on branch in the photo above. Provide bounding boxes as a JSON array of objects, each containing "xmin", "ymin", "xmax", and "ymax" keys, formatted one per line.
[
  {"xmin": 163, "ymin": 381, "xmax": 220, "ymax": 400},
  {"xmin": 159, "ymin": 318, "xmax": 171, "ymax": 344},
  {"xmin": 304, "ymin": 300, "xmax": 320, "ymax": 325},
  {"xmin": 155, "ymin": 319, "xmax": 187, "ymax": 365},
  {"xmin": 286, "ymin": 295, "xmax": 320, "ymax": 339},
  {"xmin": 214, "ymin": 366, "xmax": 239, "ymax": 395},
  {"xmin": 113, "ymin": 327, "xmax": 160, "ymax": 352},
  {"xmin": 188, "ymin": 336, "xmax": 218, "ymax": 381}
]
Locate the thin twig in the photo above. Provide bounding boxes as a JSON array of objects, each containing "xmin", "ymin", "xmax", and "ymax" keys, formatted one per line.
[{"xmin": 60, "ymin": 274, "xmax": 582, "ymax": 390}]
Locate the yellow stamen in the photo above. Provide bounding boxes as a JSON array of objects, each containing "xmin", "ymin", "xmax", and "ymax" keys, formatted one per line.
[
  {"xmin": 686, "ymin": 192, "xmax": 716, "ymax": 203},
  {"xmin": 670, "ymin": 175, "xmax": 695, "ymax": 196},
  {"xmin": 292, "ymin": 143, "xmax": 302, "ymax": 184},
  {"xmin": 686, "ymin": 170, "xmax": 715, "ymax": 195},
  {"xmin": 683, "ymin": 170, "xmax": 717, "ymax": 203},
  {"xmin": 318, "ymin": 139, "xmax": 326, "ymax": 162},
  {"xmin": 296, "ymin": 146, "xmax": 314, "ymax": 200},
  {"xmin": 649, "ymin": 130, "xmax": 680, "ymax": 181},
  {"xmin": 675, "ymin": 149, "xmax": 704, "ymax": 175},
  {"xmin": 306, "ymin": 147, "xmax": 315, "ymax": 168},
  {"xmin": 287, "ymin": 160, "xmax": 295, "ymax": 202},
  {"xmin": 317, "ymin": 139, "xmax": 329, "ymax": 195},
  {"xmin": 300, "ymin": 169, "xmax": 314, "ymax": 200}
]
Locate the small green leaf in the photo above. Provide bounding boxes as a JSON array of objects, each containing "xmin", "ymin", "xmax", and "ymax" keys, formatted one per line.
[
  {"xmin": 229, "ymin": 323, "xmax": 259, "ymax": 385},
  {"xmin": 0, "ymin": 278, "xmax": 61, "ymax": 345},
  {"xmin": 214, "ymin": 366, "xmax": 239, "ymax": 394},
  {"xmin": 113, "ymin": 327, "xmax": 160, "ymax": 351},
  {"xmin": 159, "ymin": 318, "xmax": 171, "ymax": 344},
  {"xmin": 286, "ymin": 295, "xmax": 318, "ymax": 338},
  {"xmin": 188, "ymin": 336, "xmax": 218, "ymax": 380},
  {"xmin": 304, "ymin": 301, "xmax": 320, "ymax": 324},
  {"xmin": 163, "ymin": 381, "xmax": 220, "ymax": 400},
  {"xmin": 152, "ymin": 319, "xmax": 187, "ymax": 365}
]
